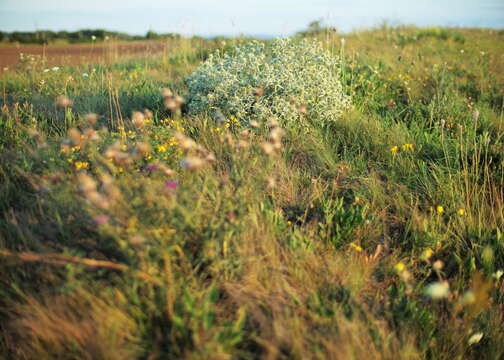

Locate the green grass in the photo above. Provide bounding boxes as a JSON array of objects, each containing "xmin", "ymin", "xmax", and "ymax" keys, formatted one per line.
[{"xmin": 0, "ymin": 26, "xmax": 503, "ymax": 359}]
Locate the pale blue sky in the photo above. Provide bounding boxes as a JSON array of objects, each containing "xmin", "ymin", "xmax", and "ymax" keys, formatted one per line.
[{"xmin": 1, "ymin": 0, "xmax": 503, "ymax": 37}]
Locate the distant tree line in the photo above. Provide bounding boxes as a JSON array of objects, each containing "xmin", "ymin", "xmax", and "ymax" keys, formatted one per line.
[
  {"xmin": 296, "ymin": 20, "xmax": 337, "ymax": 37},
  {"xmin": 0, "ymin": 29, "xmax": 182, "ymax": 44}
]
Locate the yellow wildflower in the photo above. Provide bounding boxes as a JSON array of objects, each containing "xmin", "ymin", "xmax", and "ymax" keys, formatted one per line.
[
  {"xmin": 75, "ymin": 161, "xmax": 89, "ymax": 170},
  {"xmin": 458, "ymin": 208, "xmax": 465, "ymax": 215},
  {"xmin": 402, "ymin": 143, "xmax": 414, "ymax": 151},
  {"xmin": 156, "ymin": 145, "xmax": 167, "ymax": 153},
  {"xmin": 436, "ymin": 205, "xmax": 444, "ymax": 214},
  {"xmin": 394, "ymin": 262, "xmax": 406, "ymax": 273},
  {"xmin": 390, "ymin": 145, "xmax": 399, "ymax": 154},
  {"xmin": 421, "ymin": 248, "xmax": 434, "ymax": 261},
  {"xmin": 121, "ymin": 144, "xmax": 128, "ymax": 151},
  {"xmin": 71, "ymin": 145, "xmax": 81, "ymax": 152},
  {"xmin": 349, "ymin": 243, "xmax": 363, "ymax": 252}
]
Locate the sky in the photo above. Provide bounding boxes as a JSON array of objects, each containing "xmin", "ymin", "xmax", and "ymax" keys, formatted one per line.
[{"xmin": 1, "ymin": 0, "xmax": 503, "ymax": 37}]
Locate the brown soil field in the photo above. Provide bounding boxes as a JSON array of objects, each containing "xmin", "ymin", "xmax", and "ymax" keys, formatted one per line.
[{"xmin": 0, "ymin": 41, "xmax": 169, "ymax": 69}]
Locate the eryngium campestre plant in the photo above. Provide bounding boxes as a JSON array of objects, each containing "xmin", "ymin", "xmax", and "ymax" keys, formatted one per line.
[{"xmin": 186, "ymin": 38, "xmax": 351, "ymax": 126}]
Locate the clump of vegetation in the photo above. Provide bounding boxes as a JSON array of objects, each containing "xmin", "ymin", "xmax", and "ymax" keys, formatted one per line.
[
  {"xmin": 296, "ymin": 19, "xmax": 338, "ymax": 37},
  {"xmin": 0, "ymin": 26, "xmax": 503, "ymax": 359},
  {"xmin": 391, "ymin": 26, "xmax": 466, "ymax": 46},
  {"xmin": 186, "ymin": 38, "xmax": 351, "ymax": 126}
]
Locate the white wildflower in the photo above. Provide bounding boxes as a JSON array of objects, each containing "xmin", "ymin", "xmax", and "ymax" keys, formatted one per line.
[
  {"xmin": 424, "ymin": 281, "xmax": 450, "ymax": 300},
  {"xmin": 493, "ymin": 269, "xmax": 503, "ymax": 281},
  {"xmin": 468, "ymin": 332, "xmax": 483, "ymax": 345}
]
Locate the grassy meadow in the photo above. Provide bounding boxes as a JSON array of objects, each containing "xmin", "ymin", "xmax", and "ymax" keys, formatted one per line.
[{"xmin": 0, "ymin": 26, "xmax": 503, "ymax": 359}]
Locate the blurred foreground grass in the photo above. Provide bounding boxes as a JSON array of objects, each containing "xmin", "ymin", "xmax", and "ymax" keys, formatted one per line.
[{"xmin": 0, "ymin": 26, "xmax": 503, "ymax": 359}]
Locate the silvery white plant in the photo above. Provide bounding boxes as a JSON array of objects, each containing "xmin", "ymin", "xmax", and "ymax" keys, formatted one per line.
[{"xmin": 186, "ymin": 38, "xmax": 351, "ymax": 126}]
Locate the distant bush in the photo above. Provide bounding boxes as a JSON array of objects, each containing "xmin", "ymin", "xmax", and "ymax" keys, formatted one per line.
[
  {"xmin": 393, "ymin": 27, "xmax": 466, "ymax": 46},
  {"xmin": 186, "ymin": 38, "xmax": 351, "ymax": 126},
  {"xmin": 416, "ymin": 27, "xmax": 465, "ymax": 43},
  {"xmin": 296, "ymin": 20, "xmax": 338, "ymax": 37}
]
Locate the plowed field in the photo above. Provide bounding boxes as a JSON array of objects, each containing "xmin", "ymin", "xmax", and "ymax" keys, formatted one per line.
[{"xmin": 0, "ymin": 41, "xmax": 168, "ymax": 69}]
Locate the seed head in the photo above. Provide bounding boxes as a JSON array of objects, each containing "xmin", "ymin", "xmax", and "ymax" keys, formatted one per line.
[
  {"xmin": 143, "ymin": 108, "xmax": 153, "ymax": 120},
  {"xmin": 472, "ymin": 109, "xmax": 480, "ymax": 122},
  {"xmin": 205, "ymin": 152, "xmax": 216, "ymax": 162},
  {"xmin": 253, "ymin": 87, "xmax": 264, "ymax": 97},
  {"xmin": 269, "ymin": 127, "xmax": 285, "ymax": 143},
  {"xmin": 236, "ymin": 140, "xmax": 250, "ymax": 150},
  {"xmin": 174, "ymin": 95, "xmax": 185, "ymax": 106},
  {"xmin": 56, "ymin": 95, "xmax": 73, "ymax": 108},
  {"xmin": 260, "ymin": 142, "xmax": 275, "ymax": 155},
  {"xmin": 297, "ymin": 104, "xmax": 307, "ymax": 115},
  {"xmin": 135, "ymin": 142, "xmax": 150, "ymax": 157},
  {"xmin": 161, "ymin": 88, "xmax": 173, "ymax": 98},
  {"xmin": 250, "ymin": 120, "xmax": 260, "ymax": 128},
  {"xmin": 164, "ymin": 98, "xmax": 177, "ymax": 111},
  {"xmin": 84, "ymin": 113, "xmax": 98, "ymax": 126},
  {"xmin": 240, "ymin": 129, "xmax": 251, "ymax": 138},
  {"xmin": 68, "ymin": 128, "xmax": 82, "ymax": 146},
  {"xmin": 83, "ymin": 128, "xmax": 100, "ymax": 142},
  {"xmin": 266, "ymin": 177, "xmax": 276, "ymax": 189},
  {"xmin": 163, "ymin": 167, "xmax": 175, "ymax": 177},
  {"xmin": 78, "ymin": 173, "xmax": 97, "ymax": 194},
  {"xmin": 180, "ymin": 156, "xmax": 205, "ymax": 171},
  {"xmin": 267, "ymin": 117, "xmax": 279, "ymax": 128},
  {"xmin": 174, "ymin": 132, "xmax": 196, "ymax": 151},
  {"xmin": 432, "ymin": 260, "xmax": 444, "ymax": 271},
  {"xmin": 131, "ymin": 111, "xmax": 145, "ymax": 129}
]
